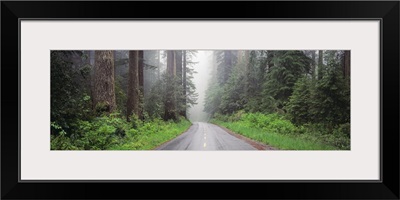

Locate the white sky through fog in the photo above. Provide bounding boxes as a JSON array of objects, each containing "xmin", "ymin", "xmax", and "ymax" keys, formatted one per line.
[{"xmin": 188, "ymin": 51, "xmax": 213, "ymax": 122}]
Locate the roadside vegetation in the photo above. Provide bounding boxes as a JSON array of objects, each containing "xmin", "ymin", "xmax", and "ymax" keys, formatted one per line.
[
  {"xmin": 212, "ymin": 112, "xmax": 349, "ymax": 150},
  {"xmin": 51, "ymin": 50, "xmax": 197, "ymax": 150},
  {"xmin": 51, "ymin": 113, "xmax": 191, "ymax": 150},
  {"xmin": 204, "ymin": 50, "xmax": 351, "ymax": 150}
]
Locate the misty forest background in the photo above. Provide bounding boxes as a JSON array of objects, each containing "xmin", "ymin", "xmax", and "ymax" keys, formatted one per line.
[{"xmin": 51, "ymin": 50, "xmax": 350, "ymax": 150}]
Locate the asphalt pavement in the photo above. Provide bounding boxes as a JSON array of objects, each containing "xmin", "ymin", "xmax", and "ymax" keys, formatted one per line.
[{"xmin": 156, "ymin": 122, "xmax": 257, "ymax": 150}]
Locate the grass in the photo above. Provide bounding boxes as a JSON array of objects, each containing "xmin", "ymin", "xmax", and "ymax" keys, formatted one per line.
[
  {"xmin": 110, "ymin": 119, "xmax": 191, "ymax": 150},
  {"xmin": 212, "ymin": 119, "xmax": 342, "ymax": 150},
  {"xmin": 51, "ymin": 114, "xmax": 192, "ymax": 150}
]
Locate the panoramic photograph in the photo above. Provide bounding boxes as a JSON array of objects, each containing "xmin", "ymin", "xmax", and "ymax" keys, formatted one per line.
[{"xmin": 51, "ymin": 50, "xmax": 350, "ymax": 150}]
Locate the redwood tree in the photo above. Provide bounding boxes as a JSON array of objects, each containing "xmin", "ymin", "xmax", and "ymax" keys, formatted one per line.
[
  {"xmin": 93, "ymin": 50, "xmax": 116, "ymax": 114},
  {"xmin": 127, "ymin": 50, "xmax": 140, "ymax": 120},
  {"xmin": 182, "ymin": 51, "xmax": 187, "ymax": 118},
  {"xmin": 164, "ymin": 50, "xmax": 177, "ymax": 120},
  {"xmin": 138, "ymin": 50, "xmax": 144, "ymax": 119},
  {"xmin": 343, "ymin": 50, "xmax": 350, "ymax": 84}
]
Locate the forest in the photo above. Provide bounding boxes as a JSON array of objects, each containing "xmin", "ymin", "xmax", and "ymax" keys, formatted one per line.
[
  {"xmin": 51, "ymin": 50, "xmax": 350, "ymax": 150},
  {"xmin": 51, "ymin": 50, "xmax": 198, "ymax": 150}
]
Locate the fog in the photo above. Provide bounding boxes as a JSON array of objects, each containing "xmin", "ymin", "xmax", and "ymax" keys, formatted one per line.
[{"xmin": 187, "ymin": 51, "xmax": 213, "ymax": 122}]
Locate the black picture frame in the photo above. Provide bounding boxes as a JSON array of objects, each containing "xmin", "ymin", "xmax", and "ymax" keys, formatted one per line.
[{"xmin": 1, "ymin": 1, "xmax": 399, "ymax": 199}]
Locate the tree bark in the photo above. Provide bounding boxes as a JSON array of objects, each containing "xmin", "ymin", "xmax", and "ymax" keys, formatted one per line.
[
  {"xmin": 182, "ymin": 51, "xmax": 187, "ymax": 118},
  {"xmin": 175, "ymin": 50, "xmax": 183, "ymax": 84},
  {"xmin": 93, "ymin": 50, "xmax": 116, "ymax": 114},
  {"xmin": 237, "ymin": 50, "xmax": 242, "ymax": 63},
  {"xmin": 164, "ymin": 50, "xmax": 177, "ymax": 120},
  {"xmin": 224, "ymin": 50, "xmax": 232, "ymax": 84},
  {"xmin": 157, "ymin": 50, "xmax": 161, "ymax": 79},
  {"xmin": 318, "ymin": 50, "xmax": 324, "ymax": 80},
  {"xmin": 138, "ymin": 50, "xmax": 144, "ymax": 119},
  {"xmin": 127, "ymin": 51, "xmax": 140, "ymax": 121},
  {"xmin": 138, "ymin": 50, "xmax": 144, "ymax": 92},
  {"xmin": 175, "ymin": 50, "xmax": 185, "ymax": 117},
  {"xmin": 343, "ymin": 50, "xmax": 350, "ymax": 84},
  {"xmin": 167, "ymin": 50, "xmax": 176, "ymax": 76},
  {"xmin": 113, "ymin": 50, "xmax": 117, "ymax": 80},
  {"xmin": 311, "ymin": 50, "xmax": 316, "ymax": 79},
  {"xmin": 244, "ymin": 50, "xmax": 250, "ymax": 63}
]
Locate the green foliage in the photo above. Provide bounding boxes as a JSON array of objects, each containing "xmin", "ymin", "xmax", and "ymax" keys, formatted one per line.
[
  {"xmin": 51, "ymin": 51, "xmax": 93, "ymax": 135},
  {"xmin": 144, "ymin": 79, "xmax": 164, "ymax": 119},
  {"xmin": 214, "ymin": 120, "xmax": 337, "ymax": 150},
  {"xmin": 204, "ymin": 80, "xmax": 223, "ymax": 116},
  {"xmin": 115, "ymin": 76, "xmax": 128, "ymax": 116},
  {"xmin": 262, "ymin": 51, "xmax": 312, "ymax": 110},
  {"xmin": 237, "ymin": 113, "xmax": 296, "ymax": 135},
  {"xmin": 51, "ymin": 50, "xmax": 195, "ymax": 150},
  {"xmin": 53, "ymin": 113, "xmax": 128, "ymax": 150},
  {"xmin": 310, "ymin": 62, "xmax": 350, "ymax": 126},
  {"xmin": 219, "ymin": 62, "xmax": 247, "ymax": 114},
  {"xmin": 51, "ymin": 111, "xmax": 192, "ymax": 150},
  {"xmin": 110, "ymin": 117, "xmax": 191, "ymax": 150},
  {"xmin": 212, "ymin": 112, "xmax": 350, "ymax": 150},
  {"xmin": 286, "ymin": 60, "xmax": 350, "ymax": 128},
  {"xmin": 51, "ymin": 134, "xmax": 79, "ymax": 150},
  {"xmin": 143, "ymin": 50, "xmax": 198, "ymax": 121},
  {"xmin": 215, "ymin": 50, "xmax": 237, "ymax": 85},
  {"xmin": 285, "ymin": 76, "xmax": 313, "ymax": 124}
]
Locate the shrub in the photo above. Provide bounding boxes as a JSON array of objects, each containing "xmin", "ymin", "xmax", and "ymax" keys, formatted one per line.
[{"xmin": 214, "ymin": 111, "xmax": 350, "ymax": 150}]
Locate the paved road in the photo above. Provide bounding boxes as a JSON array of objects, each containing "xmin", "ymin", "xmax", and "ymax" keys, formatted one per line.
[{"xmin": 156, "ymin": 122, "xmax": 257, "ymax": 150}]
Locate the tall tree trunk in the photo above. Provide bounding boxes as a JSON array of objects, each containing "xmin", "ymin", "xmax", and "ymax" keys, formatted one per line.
[
  {"xmin": 311, "ymin": 50, "xmax": 316, "ymax": 79},
  {"xmin": 113, "ymin": 50, "xmax": 117, "ymax": 80},
  {"xmin": 182, "ymin": 51, "xmax": 187, "ymax": 118},
  {"xmin": 224, "ymin": 50, "xmax": 232, "ymax": 84},
  {"xmin": 343, "ymin": 50, "xmax": 350, "ymax": 84},
  {"xmin": 138, "ymin": 50, "xmax": 144, "ymax": 119},
  {"xmin": 138, "ymin": 51, "xmax": 144, "ymax": 91},
  {"xmin": 127, "ymin": 51, "xmax": 140, "ymax": 121},
  {"xmin": 93, "ymin": 50, "xmax": 116, "ymax": 114},
  {"xmin": 83, "ymin": 51, "xmax": 95, "ymax": 109},
  {"xmin": 164, "ymin": 50, "xmax": 177, "ymax": 120},
  {"xmin": 157, "ymin": 50, "xmax": 161, "ymax": 79},
  {"xmin": 167, "ymin": 50, "xmax": 176, "ymax": 75},
  {"xmin": 318, "ymin": 50, "xmax": 324, "ymax": 80},
  {"xmin": 266, "ymin": 51, "xmax": 274, "ymax": 72},
  {"xmin": 244, "ymin": 50, "xmax": 250, "ymax": 64},
  {"xmin": 175, "ymin": 51, "xmax": 185, "ymax": 117},
  {"xmin": 237, "ymin": 50, "xmax": 242, "ymax": 63},
  {"xmin": 175, "ymin": 50, "xmax": 183, "ymax": 84}
]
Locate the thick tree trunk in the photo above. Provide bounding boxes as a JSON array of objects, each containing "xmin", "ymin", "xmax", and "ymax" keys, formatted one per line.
[
  {"xmin": 157, "ymin": 50, "xmax": 161, "ymax": 79},
  {"xmin": 113, "ymin": 50, "xmax": 117, "ymax": 80},
  {"xmin": 244, "ymin": 50, "xmax": 250, "ymax": 63},
  {"xmin": 138, "ymin": 50, "xmax": 144, "ymax": 91},
  {"xmin": 267, "ymin": 51, "xmax": 274, "ymax": 72},
  {"xmin": 224, "ymin": 50, "xmax": 232, "ymax": 84},
  {"xmin": 175, "ymin": 50, "xmax": 183, "ymax": 84},
  {"xmin": 93, "ymin": 50, "xmax": 116, "ymax": 114},
  {"xmin": 164, "ymin": 50, "xmax": 177, "ymax": 120},
  {"xmin": 318, "ymin": 50, "xmax": 324, "ymax": 80},
  {"xmin": 237, "ymin": 50, "xmax": 242, "ymax": 63},
  {"xmin": 311, "ymin": 50, "xmax": 316, "ymax": 79},
  {"xmin": 343, "ymin": 50, "xmax": 350, "ymax": 84},
  {"xmin": 175, "ymin": 51, "xmax": 185, "ymax": 117},
  {"xmin": 127, "ymin": 51, "xmax": 140, "ymax": 121},
  {"xmin": 182, "ymin": 51, "xmax": 187, "ymax": 118},
  {"xmin": 85, "ymin": 51, "xmax": 95, "ymax": 108},
  {"xmin": 138, "ymin": 50, "xmax": 144, "ymax": 119},
  {"xmin": 167, "ymin": 50, "xmax": 176, "ymax": 75}
]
